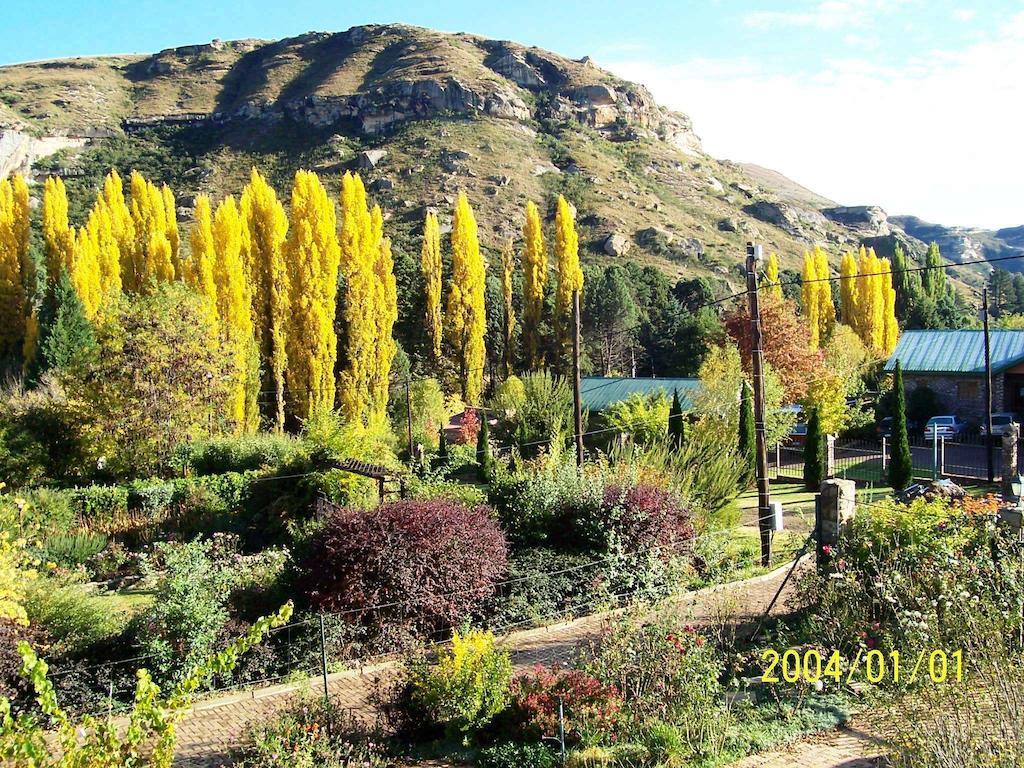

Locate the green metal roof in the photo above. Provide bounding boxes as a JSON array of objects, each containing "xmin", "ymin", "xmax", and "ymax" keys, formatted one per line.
[
  {"xmin": 580, "ymin": 377, "xmax": 700, "ymax": 412},
  {"xmin": 885, "ymin": 330, "xmax": 1024, "ymax": 375}
]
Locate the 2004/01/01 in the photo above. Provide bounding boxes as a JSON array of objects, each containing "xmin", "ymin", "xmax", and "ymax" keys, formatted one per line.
[{"xmin": 760, "ymin": 649, "xmax": 964, "ymax": 684}]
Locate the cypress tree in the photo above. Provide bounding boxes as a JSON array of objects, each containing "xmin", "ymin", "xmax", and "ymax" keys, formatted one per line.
[
  {"xmin": 438, "ymin": 426, "xmax": 449, "ymax": 465},
  {"xmin": 477, "ymin": 412, "xmax": 493, "ymax": 482},
  {"xmin": 803, "ymin": 407, "xmax": 826, "ymax": 490},
  {"xmin": 668, "ymin": 389, "xmax": 685, "ymax": 449},
  {"xmin": 889, "ymin": 360, "xmax": 913, "ymax": 491},
  {"xmin": 738, "ymin": 380, "xmax": 756, "ymax": 483},
  {"xmin": 36, "ymin": 269, "xmax": 95, "ymax": 376}
]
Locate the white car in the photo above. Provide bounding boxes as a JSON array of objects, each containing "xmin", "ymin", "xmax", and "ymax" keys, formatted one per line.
[
  {"xmin": 981, "ymin": 413, "xmax": 1019, "ymax": 438},
  {"xmin": 923, "ymin": 415, "xmax": 967, "ymax": 441}
]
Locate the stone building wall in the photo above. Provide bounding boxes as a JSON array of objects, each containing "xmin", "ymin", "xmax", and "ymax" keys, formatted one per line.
[{"xmin": 904, "ymin": 374, "xmax": 1006, "ymax": 423}]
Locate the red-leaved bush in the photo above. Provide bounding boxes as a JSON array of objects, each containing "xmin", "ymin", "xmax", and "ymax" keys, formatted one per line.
[
  {"xmin": 508, "ymin": 664, "xmax": 621, "ymax": 744},
  {"xmin": 301, "ymin": 499, "xmax": 507, "ymax": 634},
  {"xmin": 602, "ymin": 483, "xmax": 694, "ymax": 559}
]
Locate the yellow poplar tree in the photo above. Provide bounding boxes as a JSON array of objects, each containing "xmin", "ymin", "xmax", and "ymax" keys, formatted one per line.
[
  {"xmin": 553, "ymin": 194, "xmax": 582, "ymax": 363},
  {"xmin": 500, "ymin": 237, "xmax": 516, "ymax": 376},
  {"xmin": 127, "ymin": 171, "xmax": 175, "ymax": 291},
  {"xmin": 162, "ymin": 184, "xmax": 180, "ymax": 265},
  {"xmin": 240, "ymin": 168, "xmax": 290, "ymax": 431},
  {"xmin": 0, "ymin": 178, "xmax": 26, "ymax": 357},
  {"xmin": 421, "ymin": 210, "xmax": 443, "ymax": 363},
  {"xmin": 839, "ymin": 251, "xmax": 859, "ymax": 332},
  {"xmin": 882, "ymin": 259, "xmax": 900, "ymax": 355},
  {"xmin": 87, "ymin": 197, "xmax": 123, "ymax": 299},
  {"xmin": 69, "ymin": 218, "xmax": 103, "ymax": 320},
  {"xmin": 764, "ymin": 252, "xmax": 782, "ymax": 300},
  {"xmin": 42, "ymin": 176, "xmax": 74, "ymax": 281},
  {"xmin": 813, "ymin": 245, "xmax": 835, "ymax": 343},
  {"xmin": 446, "ymin": 191, "xmax": 486, "ymax": 404},
  {"xmin": 371, "ymin": 204, "xmax": 398, "ymax": 424},
  {"xmin": 522, "ymin": 200, "xmax": 547, "ymax": 370},
  {"xmin": 187, "ymin": 195, "xmax": 220, "ymax": 334},
  {"xmin": 337, "ymin": 171, "xmax": 376, "ymax": 423},
  {"xmin": 284, "ymin": 170, "xmax": 340, "ymax": 421},
  {"xmin": 801, "ymin": 251, "xmax": 820, "ymax": 349},
  {"xmin": 213, "ymin": 196, "xmax": 259, "ymax": 433}
]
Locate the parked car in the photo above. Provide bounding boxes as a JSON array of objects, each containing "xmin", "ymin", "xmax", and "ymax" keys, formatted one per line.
[
  {"xmin": 981, "ymin": 412, "xmax": 1019, "ymax": 439},
  {"xmin": 923, "ymin": 415, "xmax": 967, "ymax": 441},
  {"xmin": 876, "ymin": 417, "xmax": 918, "ymax": 438}
]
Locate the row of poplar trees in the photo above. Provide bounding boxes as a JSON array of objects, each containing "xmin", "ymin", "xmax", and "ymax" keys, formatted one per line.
[
  {"xmin": 760, "ymin": 246, "xmax": 900, "ymax": 356},
  {"xmin": 0, "ymin": 168, "xmax": 405, "ymax": 432},
  {"xmin": 0, "ymin": 169, "xmax": 586, "ymax": 433},
  {"xmin": 419, "ymin": 194, "xmax": 583, "ymax": 393}
]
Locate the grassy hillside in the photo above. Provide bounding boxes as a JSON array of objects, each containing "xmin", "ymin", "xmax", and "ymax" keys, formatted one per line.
[{"xmin": 0, "ymin": 23, "xmax": 985, "ymax": 296}]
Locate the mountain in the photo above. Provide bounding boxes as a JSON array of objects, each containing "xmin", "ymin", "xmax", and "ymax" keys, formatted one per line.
[
  {"xmin": 0, "ymin": 24, "xmax": 991, "ymax": 294},
  {"xmin": 890, "ymin": 215, "xmax": 1024, "ymax": 275}
]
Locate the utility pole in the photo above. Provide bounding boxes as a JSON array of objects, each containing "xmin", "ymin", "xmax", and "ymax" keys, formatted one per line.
[
  {"xmin": 572, "ymin": 289, "xmax": 584, "ymax": 467},
  {"xmin": 745, "ymin": 243, "xmax": 772, "ymax": 567},
  {"xmin": 983, "ymin": 287, "xmax": 995, "ymax": 482}
]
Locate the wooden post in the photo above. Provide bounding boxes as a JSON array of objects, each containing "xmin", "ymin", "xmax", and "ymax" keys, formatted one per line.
[
  {"xmin": 1003, "ymin": 422, "xmax": 1020, "ymax": 498},
  {"xmin": 745, "ymin": 243, "xmax": 772, "ymax": 567},
  {"xmin": 881, "ymin": 436, "xmax": 888, "ymax": 473},
  {"xmin": 572, "ymin": 289, "xmax": 584, "ymax": 467},
  {"xmin": 826, "ymin": 434, "xmax": 836, "ymax": 478}
]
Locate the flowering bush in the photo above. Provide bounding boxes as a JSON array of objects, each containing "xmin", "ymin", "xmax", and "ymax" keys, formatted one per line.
[
  {"xmin": 508, "ymin": 665, "xmax": 621, "ymax": 745},
  {"xmin": 799, "ymin": 494, "xmax": 1023, "ymax": 671},
  {"xmin": 579, "ymin": 613, "xmax": 726, "ymax": 757},
  {"xmin": 300, "ymin": 499, "xmax": 507, "ymax": 635},
  {"xmin": 237, "ymin": 696, "xmax": 389, "ymax": 768},
  {"xmin": 406, "ymin": 629, "xmax": 513, "ymax": 735}
]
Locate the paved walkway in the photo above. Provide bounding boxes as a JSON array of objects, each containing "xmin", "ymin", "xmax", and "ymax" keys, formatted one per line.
[
  {"xmin": 726, "ymin": 719, "xmax": 887, "ymax": 768},
  {"xmin": 172, "ymin": 559, "xmax": 811, "ymax": 766}
]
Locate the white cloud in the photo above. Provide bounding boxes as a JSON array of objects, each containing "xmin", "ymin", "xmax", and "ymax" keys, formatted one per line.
[
  {"xmin": 952, "ymin": 8, "xmax": 978, "ymax": 22},
  {"xmin": 606, "ymin": 13, "xmax": 1024, "ymax": 229}
]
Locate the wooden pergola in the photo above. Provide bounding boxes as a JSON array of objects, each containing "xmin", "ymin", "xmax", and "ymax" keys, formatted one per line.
[{"xmin": 318, "ymin": 457, "xmax": 407, "ymax": 504}]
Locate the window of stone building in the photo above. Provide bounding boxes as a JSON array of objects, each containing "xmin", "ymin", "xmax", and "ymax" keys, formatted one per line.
[{"xmin": 957, "ymin": 380, "xmax": 979, "ymax": 400}]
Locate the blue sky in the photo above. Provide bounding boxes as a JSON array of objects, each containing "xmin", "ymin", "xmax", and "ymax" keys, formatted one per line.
[{"xmin": 3, "ymin": 1, "xmax": 1023, "ymax": 228}]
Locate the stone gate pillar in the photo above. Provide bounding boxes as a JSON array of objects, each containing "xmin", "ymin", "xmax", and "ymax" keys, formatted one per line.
[{"xmin": 817, "ymin": 478, "xmax": 855, "ymax": 573}]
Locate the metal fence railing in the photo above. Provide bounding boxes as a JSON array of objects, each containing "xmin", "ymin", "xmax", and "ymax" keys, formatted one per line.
[{"xmin": 769, "ymin": 433, "xmax": 1021, "ymax": 487}]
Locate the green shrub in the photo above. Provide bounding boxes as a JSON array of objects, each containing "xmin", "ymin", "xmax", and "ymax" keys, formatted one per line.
[
  {"xmin": 69, "ymin": 485, "xmax": 129, "ymax": 524},
  {"xmin": 40, "ymin": 532, "xmax": 108, "ymax": 568},
  {"xmin": 171, "ymin": 434, "xmax": 302, "ymax": 476},
  {"xmin": 407, "ymin": 629, "xmax": 513, "ymax": 735},
  {"xmin": 488, "ymin": 459, "xmax": 604, "ymax": 548},
  {"xmin": 0, "ymin": 487, "xmax": 75, "ymax": 535},
  {"xmin": 25, "ymin": 582, "xmax": 129, "ymax": 656},
  {"xmin": 489, "ymin": 548, "xmax": 609, "ymax": 629},
  {"xmin": 408, "ymin": 474, "xmax": 488, "ymax": 506},
  {"xmin": 477, "ymin": 742, "xmax": 555, "ymax": 768},
  {"xmin": 136, "ymin": 536, "xmax": 237, "ymax": 678}
]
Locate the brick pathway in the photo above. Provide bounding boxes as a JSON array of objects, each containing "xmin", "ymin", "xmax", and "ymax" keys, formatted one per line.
[
  {"xmin": 726, "ymin": 719, "xmax": 887, "ymax": 768},
  {"xmin": 172, "ymin": 558, "xmax": 811, "ymax": 766}
]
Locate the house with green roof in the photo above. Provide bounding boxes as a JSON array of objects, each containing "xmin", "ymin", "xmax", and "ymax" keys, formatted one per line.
[
  {"xmin": 580, "ymin": 376, "xmax": 700, "ymax": 413},
  {"xmin": 884, "ymin": 330, "xmax": 1024, "ymax": 421}
]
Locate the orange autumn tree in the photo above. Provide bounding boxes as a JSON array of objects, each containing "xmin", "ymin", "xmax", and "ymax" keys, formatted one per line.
[{"xmin": 723, "ymin": 296, "xmax": 822, "ymax": 403}]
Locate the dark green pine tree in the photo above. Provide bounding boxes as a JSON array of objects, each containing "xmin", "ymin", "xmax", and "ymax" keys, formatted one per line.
[
  {"xmin": 34, "ymin": 269, "xmax": 95, "ymax": 378},
  {"xmin": 668, "ymin": 389, "xmax": 685, "ymax": 449},
  {"xmin": 436, "ymin": 426, "xmax": 450, "ymax": 471},
  {"xmin": 803, "ymin": 407, "xmax": 826, "ymax": 490},
  {"xmin": 889, "ymin": 360, "xmax": 913, "ymax": 491},
  {"xmin": 738, "ymin": 380, "xmax": 756, "ymax": 484},
  {"xmin": 477, "ymin": 411, "xmax": 494, "ymax": 482},
  {"xmin": 921, "ymin": 242, "xmax": 946, "ymax": 300}
]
